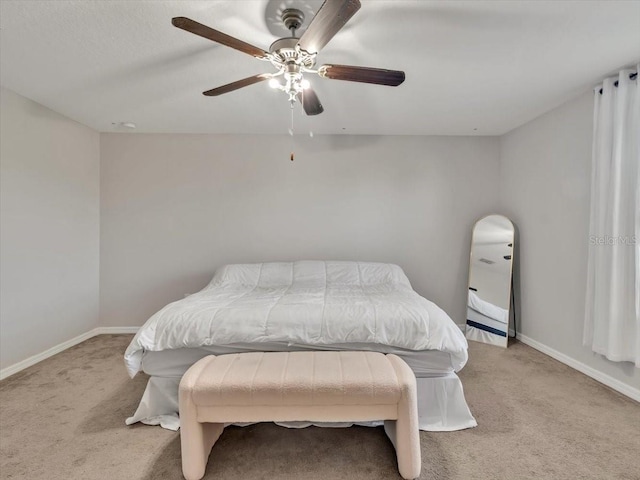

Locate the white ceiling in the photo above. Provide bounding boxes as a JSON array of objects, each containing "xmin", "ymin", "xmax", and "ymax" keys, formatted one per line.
[{"xmin": 1, "ymin": 0, "xmax": 639, "ymax": 135}]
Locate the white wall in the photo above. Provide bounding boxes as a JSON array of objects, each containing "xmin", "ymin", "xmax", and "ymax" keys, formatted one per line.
[
  {"xmin": 0, "ymin": 87, "xmax": 100, "ymax": 369},
  {"xmin": 500, "ymin": 92, "xmax": 639, "ymax": 390},
  {"xmin": 100, "ymin": 134, "xmax": 500, "ymax": 328}
]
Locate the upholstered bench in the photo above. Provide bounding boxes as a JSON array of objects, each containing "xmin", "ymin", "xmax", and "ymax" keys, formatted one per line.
[{"xmin": 179, "ymin": 351, "xmax": 421, "ymax": 480}]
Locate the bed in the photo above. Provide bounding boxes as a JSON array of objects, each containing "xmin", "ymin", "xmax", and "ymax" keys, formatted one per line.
[{"xmin": 124, "ymin": 261, "xmax": 477, "ymax": 431}]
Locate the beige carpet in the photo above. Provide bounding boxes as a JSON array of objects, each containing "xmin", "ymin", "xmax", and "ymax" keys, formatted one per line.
[{"xmin": 1, "ymin": 335, "xmax": 638, "ymax": 480}]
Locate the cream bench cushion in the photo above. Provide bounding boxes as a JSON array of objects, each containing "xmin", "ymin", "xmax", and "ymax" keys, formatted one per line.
[{"xmin": 179, "ymin": 351, "xmax": 421, "ymax": 480}]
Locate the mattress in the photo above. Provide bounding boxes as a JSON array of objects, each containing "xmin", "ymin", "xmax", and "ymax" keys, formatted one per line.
[{"xmin": 141, "ymin": 342, "xmax": 457, "ymax": 379}]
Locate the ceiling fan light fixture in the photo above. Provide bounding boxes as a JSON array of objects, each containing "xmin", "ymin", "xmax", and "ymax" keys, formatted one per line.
[
  {"xmin": 268, "ymin": 78, "xmax": 281, "ymax": 89},
  {"xmin": 300, "ymin": 79, "xmax": 311, "ymax": 90}
]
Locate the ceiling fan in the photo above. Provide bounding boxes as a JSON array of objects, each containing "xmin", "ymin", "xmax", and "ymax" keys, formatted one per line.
[{"xmin": 172, "ymin": 0, "xmax": 405, "ymax": 116}]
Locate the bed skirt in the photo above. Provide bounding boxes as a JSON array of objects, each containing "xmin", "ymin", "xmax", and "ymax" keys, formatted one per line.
[{"xmin": 125, "ymin": 372, "xmax": 477, "ymax": 432}]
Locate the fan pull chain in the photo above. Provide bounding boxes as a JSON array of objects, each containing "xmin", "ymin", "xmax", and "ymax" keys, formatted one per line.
[
  {"xmin": 289, "ymin": 102, "xmax": 295, "ymax": 161},
  {"xmin": 290, "ymin": 103, "xmax": 294, "ymax": 134}
]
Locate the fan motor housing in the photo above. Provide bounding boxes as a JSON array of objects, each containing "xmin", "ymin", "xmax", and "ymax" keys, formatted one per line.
[
  {"xmin": 269, "ymin": 37, "xmax": 298, "ymax": 54},
  {"xmin": 269, "ymin": 37, "xmax": 316, "ymax": 69}
]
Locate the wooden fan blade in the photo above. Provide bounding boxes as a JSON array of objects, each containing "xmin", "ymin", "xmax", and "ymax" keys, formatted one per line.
[
  {"xmin": 297, "ymin": 88, "xmax": 324, "ymax": 115},
  {"xmin": 297, "ymin": 0, "xmax": 361, "ymax": 54},
  {"xmin": 172, "ymin": 17, "xmax": 269, "ymax": 59},
  {"xmin": 318, "ymin": 64, "xmax": 405, "ymax": 86},
  {"xmin": 203, "ymin": 74, "xmax": 272, "ymax": 96}
]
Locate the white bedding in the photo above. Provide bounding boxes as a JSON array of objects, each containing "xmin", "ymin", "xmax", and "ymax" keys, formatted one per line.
[{"xmin": 125, "ymin": 261, "xmax": 469, "ymax": 377}]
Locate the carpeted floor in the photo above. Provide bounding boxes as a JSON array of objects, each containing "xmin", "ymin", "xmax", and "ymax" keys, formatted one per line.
[{"xmin": 0, "ymin": 335, "xmax": 638, "ymax": 480}]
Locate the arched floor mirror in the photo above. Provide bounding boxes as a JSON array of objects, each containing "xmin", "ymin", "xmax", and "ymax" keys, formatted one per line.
[{"xmin": 466, "ymin": 214, "xmax": 515, "ymax": 348}]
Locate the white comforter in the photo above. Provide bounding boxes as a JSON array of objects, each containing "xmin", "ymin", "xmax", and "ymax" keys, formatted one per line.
[{"xmin": 124, "ymin": 261, "xmax": 468, "ymax": 377}]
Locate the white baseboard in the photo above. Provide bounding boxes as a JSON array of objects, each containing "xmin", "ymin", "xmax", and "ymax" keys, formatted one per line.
[
  {"xmin": 96, "ymin": 326, "xmax": 140, "ymax": 335},
  {"xmin": 0, "ymin": 326, "xmax": 139, "ymax": 381},
  {"xmin": 516, "ymin": 333, "xmax": 640, "ymax": 403}
]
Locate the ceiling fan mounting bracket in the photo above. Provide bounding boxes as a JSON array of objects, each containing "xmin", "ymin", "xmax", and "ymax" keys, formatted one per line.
[{"xmin": 281, "ymin": 8, "xmax": 305, "ymax": 36}]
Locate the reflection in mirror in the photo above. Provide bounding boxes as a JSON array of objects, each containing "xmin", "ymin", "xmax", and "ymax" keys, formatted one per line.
[{"xmin": 466, "ymin": 214, "xmax": 515, "ymax": 348}]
